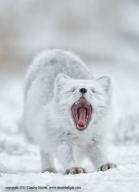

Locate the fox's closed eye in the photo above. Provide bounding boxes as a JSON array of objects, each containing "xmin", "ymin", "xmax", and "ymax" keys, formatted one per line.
[
  {"xmin": 66, "ymin": 87, "xmax": 76, "ymax": 93},
  {"xmin": 91, "ymin": 88, "xmax": 101, "ymax": 95},
  {"xmin": 71, "ymin": 87, "xmax": 76, "ymax": 92},
  {"xmin": 91, "ymin": 88, "xmax": 96, "ymax": 93}
]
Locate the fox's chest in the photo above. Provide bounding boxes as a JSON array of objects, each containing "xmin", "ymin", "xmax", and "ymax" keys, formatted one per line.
[
  {"xmin": 73, "ymin": 135, "xmax": 95, "ymax": 149},
  {"xmin": 59, "ymin": 131, "xmax": 95, "ymax": 149}
]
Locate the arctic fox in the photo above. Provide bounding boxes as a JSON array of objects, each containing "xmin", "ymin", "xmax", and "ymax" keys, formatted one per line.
[{"xmin": 22, "ymin": 49, "xmax": 116, "ymax": 174}]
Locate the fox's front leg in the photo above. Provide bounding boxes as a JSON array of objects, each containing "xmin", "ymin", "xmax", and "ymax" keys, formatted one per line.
[
  {"xmin": 57, "ymin": 141, "xmax": 86, "ymax": 174},
  {"xmin": 88, "ymin": 145, "xmax": 117, "ymax": 171},
  {"xmin": 40, "ymin": 150, "xmax": 56, "ymax": 173}
]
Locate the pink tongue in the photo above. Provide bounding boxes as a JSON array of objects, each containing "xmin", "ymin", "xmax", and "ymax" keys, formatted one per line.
[{"xmin": 77, "ymin": 108, "xmax": 86, "ymax": 128}]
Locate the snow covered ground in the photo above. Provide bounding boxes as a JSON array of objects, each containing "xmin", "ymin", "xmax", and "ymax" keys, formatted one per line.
[
  {"xmin": 1, "ymin": 141, "xmax": 139, "ymax": 192},
  {"xmin": 0, "ymin": 71, "xmax": 139, "ymax": 192}
]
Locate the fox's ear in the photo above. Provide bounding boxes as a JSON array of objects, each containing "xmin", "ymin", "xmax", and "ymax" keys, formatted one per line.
[
  {"xmin": 97, "ymin": 76, "xmax": 111, "ymax": 92},
  {"xmin": 55, "ymin": 73, "xmax": 71, "ymax": 90}
]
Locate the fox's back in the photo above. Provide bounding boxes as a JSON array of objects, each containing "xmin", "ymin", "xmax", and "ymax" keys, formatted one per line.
[{"xmin": 25, "ymin": 49, "xmax": 93, "ymax": 105}]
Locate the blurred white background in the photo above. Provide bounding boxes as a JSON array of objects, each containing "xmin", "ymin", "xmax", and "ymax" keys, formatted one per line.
[{"xmin": 0, "ymin": 0, "xmax": 139, "ymax": 143}]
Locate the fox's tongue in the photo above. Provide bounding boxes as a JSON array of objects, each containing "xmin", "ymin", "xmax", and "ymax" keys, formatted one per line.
[{"xmin": 77, "ymin": 108, "xmax": 86, "ymax": 129}]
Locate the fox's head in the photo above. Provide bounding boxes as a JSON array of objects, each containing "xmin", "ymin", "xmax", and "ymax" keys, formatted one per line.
[{"xmin": 54, "ymin": 73, "xmax": 111, "ymax": 131}]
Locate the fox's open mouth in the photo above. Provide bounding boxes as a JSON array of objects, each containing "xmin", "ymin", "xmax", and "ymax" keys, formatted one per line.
[{"xmin": 71, "ymin": 97, "xmax": 92, "ymax": 131}]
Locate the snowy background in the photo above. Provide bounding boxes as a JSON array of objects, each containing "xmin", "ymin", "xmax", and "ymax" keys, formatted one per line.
[{"xmin": 0, "ymin": 0, "xmax": 139, "ymax": 191}]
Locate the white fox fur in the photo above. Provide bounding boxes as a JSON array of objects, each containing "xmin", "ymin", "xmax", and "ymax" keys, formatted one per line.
[{"xmin": 22, "ymin": 49, "xmax": 115, "ymax": 173}]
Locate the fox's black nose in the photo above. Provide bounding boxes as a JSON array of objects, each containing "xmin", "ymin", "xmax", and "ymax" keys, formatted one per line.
[{"xmin": 79, "ymin": 88, "xmax": 87, "ymax": 94}]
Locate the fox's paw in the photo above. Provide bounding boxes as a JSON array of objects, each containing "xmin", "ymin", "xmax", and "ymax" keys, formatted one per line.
[
  {"xmin": 42, "ymin": 168, "xmax": 57, "ymax": 173},
  {"xmin": 98, "ymin": 163, "xmax": 117, "ymax": 171},
  {"xmin": 65, "ymin": 167, "xmax": 86, "ymax": 175}
]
